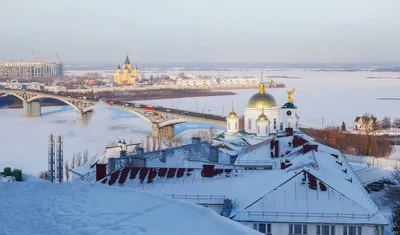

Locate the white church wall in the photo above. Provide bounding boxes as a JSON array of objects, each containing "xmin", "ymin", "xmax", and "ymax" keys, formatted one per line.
[{"xmin": 245, "ymin": 108, "xmax": 280, "ymax": 134}]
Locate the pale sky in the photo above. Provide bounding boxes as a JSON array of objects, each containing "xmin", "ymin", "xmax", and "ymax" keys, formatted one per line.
[{"xmin": 0, "ymin": 0, "xmax": 399, "ymax": 64}]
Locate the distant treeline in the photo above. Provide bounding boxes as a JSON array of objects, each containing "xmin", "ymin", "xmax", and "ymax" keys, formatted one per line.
[{"xmin": 301, "ymin": 128, "xmax": 393, "ymax": 158}]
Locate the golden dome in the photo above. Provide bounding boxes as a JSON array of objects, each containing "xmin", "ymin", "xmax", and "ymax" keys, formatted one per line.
[
  {"xmin": 227, "ymin": 111, "xmax": 238, "ymax": 118},
  {"xmin": 257, "ymin": 112, "xmax": 268, "ymax": 121},
  {"xmin": 246, "ymin": 91, "xmax": 277, "ymax": 108},
  {"xmin": 227, "ymin": 102, "xmax": 239, "ymax": 119}
]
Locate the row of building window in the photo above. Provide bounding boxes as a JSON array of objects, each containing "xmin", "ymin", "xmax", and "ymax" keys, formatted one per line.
[
  {"xmin": 252, "ymin": 224, "xmax": 362, "ymax": 235},
  {"xmin": 248, "ymin": 118, "xmax": 277, "ymax": 130}
]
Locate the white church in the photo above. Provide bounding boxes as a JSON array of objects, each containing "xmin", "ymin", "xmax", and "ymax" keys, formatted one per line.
[{"xmin": 226, "ymin": 80, "xmax": 298, "ymax": 137}]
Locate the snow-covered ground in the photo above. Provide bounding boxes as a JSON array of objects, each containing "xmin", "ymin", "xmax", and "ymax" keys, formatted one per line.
[{"xmin": 0, "ymin": 178, "xmax": 261, "ymax": 235}]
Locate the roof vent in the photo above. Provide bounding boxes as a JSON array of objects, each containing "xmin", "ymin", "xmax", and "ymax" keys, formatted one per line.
[
  {"xmin": 201, "ymin": 164, "xmax": 215, "ymax": 177},
  {"xmin": 191, "ymin": 137, "xmax": 201, "ymax": 144},
  {"xmin": 319, "ymin": 181, "xmax": 327, "ymax": 191},
  {"xmin": 303, "ymin": 144, "xmax": 318, "ymax": 154},
  {"xmin": 342, "ymin": 168, "xmax": 347, "ymax": 174},
  {"xmin": 160, "ymin": 150, "xmax": 166, "ymax": 163},
  {"xmin": 307, "ymin": 172, "xmax": 317, "ymax": 190},
  {"xmin": 346, "ymin": 177, "xmax": 352, "ymax": 183},
  {"xmin": 336, "ymin": 161, "xmax": 343, "ymax": 166},
  {"xmin": 331, "ymin": 154, "xmax": 338, "ymax": 159}
]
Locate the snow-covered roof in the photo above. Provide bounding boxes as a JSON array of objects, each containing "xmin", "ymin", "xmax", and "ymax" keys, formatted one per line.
[
  {"xmin": 233, "ymin": 150, "xmax": 387, "ymax": 224},
  {"xmin": 234, "ymin": 136, "xmax": 296, "ymax": 167},
  {"xmin": 128, "ymin": 142, "xmax": 231, "ymax": 167},
  {"xmin": 100, "ymin": 141, "xmax": 388, "ymax": 225},
  {"xmin": 0, "ymin": 179, "xmax": 262, "ymax": 235}
]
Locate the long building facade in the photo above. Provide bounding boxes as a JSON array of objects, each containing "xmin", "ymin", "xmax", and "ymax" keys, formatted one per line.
[{"xmin": 0, "ymin": 61, "xmax": 63, "ymax": 80}]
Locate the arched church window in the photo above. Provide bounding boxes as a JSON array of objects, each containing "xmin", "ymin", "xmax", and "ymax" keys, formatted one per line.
[
  {"xmin": 257, "ymin": 125, "xmax": 260, "ymax": 133},
  {"xmin": 228, "ymin": 122, "xmax": 230, "ymax": 130},
  {"xmin": 235, "ymin": 121, "xmax": 238, "ymax": 130},
  {"xmin": 248, "ymin": 119, "xmax": 252, "ymax": 130},
  {"xmin": 273, "ymin": 118, "xmax": 277, "ymax": 130},
  {"xmin": 280, "ymin": 123, "xmax": 283, "ymax": 130}
]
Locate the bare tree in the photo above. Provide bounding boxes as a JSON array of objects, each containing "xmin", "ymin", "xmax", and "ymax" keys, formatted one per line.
[
  {"xmin": 82, "ymin": 149, "xmax": 89, "ymax": 164},
  {"xmin": 71, "ymin": 154, "xmax": 76, "ymax": 169},
  {"xmin": 341, "ymin": 121, "xmax": 346, "ymax": 131},
  {"xmin": 382, "ymin": 116, "xmax": 392, "ymax": 130},
  {"xmin": 208, "ymin": 127, "xmax": 217, "ymax": 143},
  {"xmin": 385, "ymin": 171, "xmax": 400, "ymax": 206},
  {"xmin": 76, "ymin": 153, "xmax": 82, "ymax": 167},
  {"xmin": 394, "ymin": 118, "xmax": 400, "ymax": 128},
  {"xmin": 174, "ymin": 136, "xmax": 183, "ymax": 146},
  {"xmin": 192, "ymin": 130, "xmax": 210, "ymax": 142},
  {"xmin": 64, "ymin": 160, "xmax": 70, "ymax": 182},
  {"xmin": 38, "ymin": 171, "xmax": 49, "ymax": 180}
]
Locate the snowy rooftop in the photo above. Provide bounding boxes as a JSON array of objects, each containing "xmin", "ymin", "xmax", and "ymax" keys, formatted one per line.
[
  {"xmin": 128, "ymin": 142, "xmax": 232, "ymax": 167},
  {"xmin": 0, "ymin": 178, "xmax": 261, "ymax": 235},
  {"xmin": 99, "ymin": 140, "xmax": 388, "ymax": 225}
]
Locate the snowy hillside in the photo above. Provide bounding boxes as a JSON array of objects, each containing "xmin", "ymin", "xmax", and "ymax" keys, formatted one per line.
[{"xmin": 0, "ymin": 178, "xmax": 261, "ymax": 235}]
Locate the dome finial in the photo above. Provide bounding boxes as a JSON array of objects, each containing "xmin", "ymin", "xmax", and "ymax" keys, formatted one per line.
[
  {"xmin": 260, "ymin": 70, "xmax": 264, "ymax": 83},
  {"xmin": 227, "ymin": 102, "xmax": 238, "ymax": 119},
  {"xmin": 257, "ymin": 105, "xmax": 268, "ymax": 121}
]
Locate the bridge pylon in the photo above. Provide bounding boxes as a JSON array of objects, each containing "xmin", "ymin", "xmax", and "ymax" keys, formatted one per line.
[
  {"xmin": 152, "ymin": 123, "xmax": 175, "ymax": 140},
  {"xmin": 78, "ymin": 110, "xmax": 93, "ymax": 126},
  {"xmin": 22, "ymin": 100, "xmax": 41, "ymax": 117}
]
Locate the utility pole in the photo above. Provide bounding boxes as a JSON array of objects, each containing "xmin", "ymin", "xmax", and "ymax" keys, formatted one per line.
[{"xmin": 322, "ymin": 117, "xmax": 324, "ymax": 129}]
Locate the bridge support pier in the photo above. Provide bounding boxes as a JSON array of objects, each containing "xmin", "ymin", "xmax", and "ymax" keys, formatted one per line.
[
  {"xmin": 23, "ymin": 101, "xmax": 41, "ymax": 117},
  {"xmin": 152, "ymin": 124, "xmax": 175, "ymax": 139},
  {"xmin": 78, "ymin": 111, "xmax": 93, "ymax": 126}
]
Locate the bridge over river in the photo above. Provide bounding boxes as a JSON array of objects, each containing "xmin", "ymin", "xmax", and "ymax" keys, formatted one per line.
[{"xmin": 0, "ymin": 89, "xmax": 226, "ymax": 139}]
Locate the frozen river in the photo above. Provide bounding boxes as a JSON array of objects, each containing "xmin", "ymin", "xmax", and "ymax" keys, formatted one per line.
[{"xmin": 1, "ymin": 70, "xmax": 399, "ymax": 173}]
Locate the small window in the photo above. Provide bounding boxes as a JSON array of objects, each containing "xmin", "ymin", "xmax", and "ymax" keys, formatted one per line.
[
  {"xmin": 258, "ymin": 224, "xmax": 266, "ymax": 233},
  {"xmin": 343, "ymin": 225, "xmax": 361, "ymax": 235},
  {"xmin": 289, "ymin": 224, "xmax": 307, "ymax": 234},
  {"xmin": 254, "ymin": 223, "xmax": 271, "ymax": 234},
  {"xmin": 317, "ymin": 225, "xmax": 335, "ymax": 235}
]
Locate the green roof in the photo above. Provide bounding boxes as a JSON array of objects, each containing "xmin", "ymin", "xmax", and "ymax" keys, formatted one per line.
[{"xmin": 281, "ymin": 102, "xmax": 297, "ymax": 109}]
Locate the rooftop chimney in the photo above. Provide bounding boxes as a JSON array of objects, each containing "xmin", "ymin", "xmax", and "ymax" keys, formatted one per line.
[
  {"xmin": 120, "ymin": 149, "xmax": 127, "ymax": 158},
  {"xmin": 136, "ymin": 147, "xmax": 144, "ymax": 155},
  {"xmin": 209, "ymin": 145, "xmax": 219, "ymax": 163},
  {"xmin": 202, "ymin": 164, "xmax": 215, "ymax": 177},
  {"xmin": 285, "ymin": 127, "xmax": 293, "ymax": 136},
  {"xmin": 191, "ymin": 137, "xmax": 201, "ymax": 144},
  {"xmin": 96, "ymin": 163, "xmax": 107, "ymax": 181},
  {"xmin": 107, "ymin": 157, "xmax": 116, "ymax": 174},
  {"xmin": 160, "ymin": 150, "xmax": 166, "ymax": 163},
  {"xmin": 302, "ymin": 144, "xmax": 318, "ymax": 154}
]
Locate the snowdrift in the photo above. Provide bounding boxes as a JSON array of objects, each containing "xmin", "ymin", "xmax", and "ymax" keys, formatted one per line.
[{"xmin": 0, "ymin": 179, "xmax": 260, "ymax": 235}]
